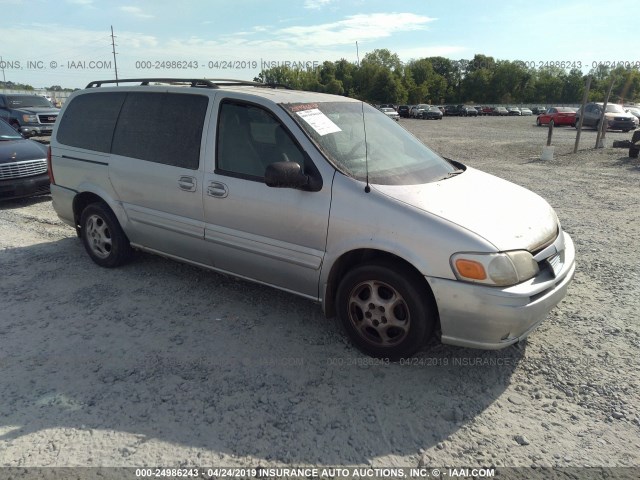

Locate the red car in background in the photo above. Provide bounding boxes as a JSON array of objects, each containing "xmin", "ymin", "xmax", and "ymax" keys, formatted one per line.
[{"xmin": 536, "ymin": 107, "xmax": 576, "ymax": 127}]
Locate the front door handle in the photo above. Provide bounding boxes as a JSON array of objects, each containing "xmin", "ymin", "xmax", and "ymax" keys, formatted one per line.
[
  {"xmin": 207, "ymin": 181, "xmax": 228, "ymax": 198},
  {"xmin": 178, "ymin": 176, "xmax": 197, "ymax": 192}
]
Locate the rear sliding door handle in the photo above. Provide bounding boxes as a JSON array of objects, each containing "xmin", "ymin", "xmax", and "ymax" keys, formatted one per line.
[
  {"xmin": 178, "ymin": 176, "xmax": 197, "ymax": 192},
  {"xmin": 207, "ymin": 181, "xmax": 228, "ymax": 198}
]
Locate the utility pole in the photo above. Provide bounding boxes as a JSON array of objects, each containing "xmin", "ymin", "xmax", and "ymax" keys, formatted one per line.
[
  {"xmin": 111, "ymin": 26, "xmax": 119, "ymax": 85},
  {"xmin": 356, "ymin": 41, "xmax": 360, "ymax": 67}
]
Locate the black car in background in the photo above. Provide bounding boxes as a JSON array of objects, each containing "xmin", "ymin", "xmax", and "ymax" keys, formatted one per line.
[
  {"xmin": 0, "ymin": 119, "xmax": 50, "ymax": 200},
  {"xmin": 444, "ymin": 105, "xmax": 461, "ymax": 116},
  {"xmin": 397, "ymin": 105, "xmax": 410, "ymax": 118}
]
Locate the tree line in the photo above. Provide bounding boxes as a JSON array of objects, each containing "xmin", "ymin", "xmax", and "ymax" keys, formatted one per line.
[
  {"xmin": 254, "ymin": 49, "xmax": 640, "ymax": 105},
  {"xmin": 0, "ymin": 81, "xmax": 77, "ymax": 92}
]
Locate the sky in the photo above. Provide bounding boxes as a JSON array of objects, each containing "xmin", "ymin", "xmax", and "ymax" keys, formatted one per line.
[{"xmin": 2, "ymin": 0, "xmax": 639, "ymax": 90}]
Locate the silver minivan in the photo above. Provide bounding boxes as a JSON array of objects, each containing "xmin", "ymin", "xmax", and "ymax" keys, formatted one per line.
[{"xmin": 49, "ymin": 78, "xmax": 575, "ymax": 359}]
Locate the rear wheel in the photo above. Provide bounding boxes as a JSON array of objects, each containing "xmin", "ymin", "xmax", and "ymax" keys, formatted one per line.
[
  {"xmin": 336, "ymin": 262, "xmax": 435, "ymax": 359},
  {"xmin": 536, "ymin": 118, "xmax": 542, "ymax": 126},
  {"xmin": 80, "ymin": 202, "xmax": 132, "ymax": 268}
]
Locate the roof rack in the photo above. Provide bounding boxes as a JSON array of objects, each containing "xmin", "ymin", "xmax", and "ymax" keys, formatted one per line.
[{"xmin": 85, "ymin": 78, "xmax": 292, "ymax": 90}]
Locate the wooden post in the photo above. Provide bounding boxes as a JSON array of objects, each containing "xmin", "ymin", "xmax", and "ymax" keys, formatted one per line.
[
  {"xmin": 573, "ymin": 76, "xmax": 591, "ymax": 153},
  {"xmin": 547, "ymin": 121, "xmax": 554, "ymax": 146},
  {"xmin": 595, "ymin": 78, "xmax": 615, "ymax": 149}
]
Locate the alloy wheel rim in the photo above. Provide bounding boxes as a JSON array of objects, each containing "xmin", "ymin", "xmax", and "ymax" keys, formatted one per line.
[
  {"xmin": 347, "ymin": 280, "xmax": 410, "ymax": 346},
  {"xmin": 85, "ymin": 214, "xmax": 112, "ymax": 259}
]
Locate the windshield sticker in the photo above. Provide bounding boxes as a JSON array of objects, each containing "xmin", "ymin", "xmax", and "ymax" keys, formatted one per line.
[
  {"xmin": 288, "ymin": 103, "xmax": 318, "ymax": 112},
  {"xmin": 296, "ymin": 108, "xmax": 342, "ymax": 136}
]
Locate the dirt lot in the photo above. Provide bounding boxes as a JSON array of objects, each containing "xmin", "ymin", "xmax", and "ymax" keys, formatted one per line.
[{"xmin": 1, "ymin": 116, "xmax": 639, "ymax": 472}]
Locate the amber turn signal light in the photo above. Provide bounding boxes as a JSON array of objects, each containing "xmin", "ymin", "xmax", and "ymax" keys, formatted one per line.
[{"xmin": 455, "ymin": 259, "xmax": 487, "ymax": 280}]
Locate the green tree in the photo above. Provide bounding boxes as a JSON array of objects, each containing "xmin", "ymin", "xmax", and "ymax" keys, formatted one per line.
[{"xmin": 362, "ymin": 49, "xmax": 402, "ymax": 71}]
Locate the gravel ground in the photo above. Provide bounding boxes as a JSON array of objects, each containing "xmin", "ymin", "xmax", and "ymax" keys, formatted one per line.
[{"xmin": 0, "ymin": 116, "xmax": 638, "ymax": 473}]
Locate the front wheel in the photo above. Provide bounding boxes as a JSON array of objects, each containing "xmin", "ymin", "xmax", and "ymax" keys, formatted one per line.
[
  {"xmin": 336, "ymin": 262, "xmax": 436, "ymax": 359},
  {"xmin": 80, "ymin": 202, "xmax": 132, "ymax": 268}
]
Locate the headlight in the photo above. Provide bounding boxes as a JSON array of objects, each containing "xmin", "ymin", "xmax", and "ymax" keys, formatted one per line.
[
  {"xmin": 22, "ymin": 114, "xmax": 38, "ymax": 123},
  {"xmin": 451, "ymin": 251, "xmax": 539, "ymax": 287}
]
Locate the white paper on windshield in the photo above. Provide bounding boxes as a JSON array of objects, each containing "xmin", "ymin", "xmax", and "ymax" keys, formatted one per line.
[{"xmin": 296, "ymin": 108, "xmax": 341, "ymax": 136}]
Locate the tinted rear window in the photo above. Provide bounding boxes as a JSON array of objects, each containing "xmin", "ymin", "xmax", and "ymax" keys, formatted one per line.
[
  {"xmin": 112, "ymin": 92, "xmax": 208, "ymax": 169},
  {"xmin": 56, "ymin": 92, "xmax": 126, "ymax": 152}
]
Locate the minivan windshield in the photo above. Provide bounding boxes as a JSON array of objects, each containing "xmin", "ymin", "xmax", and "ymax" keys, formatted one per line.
[{"xmin": 282, "ymin": 101, "xmax": 456, "ymax": 185}]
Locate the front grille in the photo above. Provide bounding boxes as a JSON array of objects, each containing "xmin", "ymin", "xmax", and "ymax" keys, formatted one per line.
[
  {"xmin": 37, "ymin": 114, "xmax": 57, "ymax": 124},
  {"xmin": 0, "ymin": 159, "xmax": 47, "ymax": 179}
]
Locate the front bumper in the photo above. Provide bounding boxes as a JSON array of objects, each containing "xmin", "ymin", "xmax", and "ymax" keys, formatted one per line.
[
  {"xmin": 0, "ymin": 173, "xmax": 50, "ymax": 200},
  {"xmin": 607, "ymin": 120, "xmax": 635, "ymax": 131},
  {"xmin": 427, "ymin": 231, "xmax": 576, "ymax": 350},
  {"xmin": 19, "ymin": 125, "xmax": 54, "ymax": 137}
]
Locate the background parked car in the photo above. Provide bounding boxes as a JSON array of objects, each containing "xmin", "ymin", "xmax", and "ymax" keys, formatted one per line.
[
  {"xmin": 507, "ymin": 107, "xmax": 521, "ymax": 116},
  {"xmin": 536, "ymin": 107, "xmax": 577, "ymax": 127},
  {"xmin": 461, "ymin": 106, "xmax": 478, "ymax": 117},
  {"xmin": 493, "ymin": 107, "xmax": 509, "ymax": 116},
  {"xmin": 0, "ymin": 93, "xmax": 60, "ymax": 137},
  {"xmin": 410, "ymin": 104, "xmax": 430, "ymax": 118},
  {"xmin": 625, "ymin": 106, "xmax": 640, "ymax": 122},
  {"xmin": 520, "ymin": 107, "xmax": 533, "ymax": 116},
  {"xmin": 423, "ymin": 106, "xmax": 443, "ymax": 120},
  {"xmin": 531, "ymin": 107, "xmax": 547, "ymax": 115},
  {"xmin": 379, "ymin": 107, "xmax": 400, "ymax": 121},
  {"xmin": 0, "ymin": 118, "xmax": 50, "ymax": 200},
  {"xmin": 480, "ymin": 106, "xmax": 494, "ymax": 116},
  {"xmin": 575, "ymin": 102, "xmax": 636, "ymax": 132},
  {"xmin": 397, "ymin": 105, "xmax": 410, "ymax": 118}
]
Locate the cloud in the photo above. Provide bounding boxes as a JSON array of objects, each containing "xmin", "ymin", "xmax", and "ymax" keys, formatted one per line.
[
  {"xmin": 120, "ymin": 6, "xmax": 154, "ymax": 19},
  {"xmin": 276, "ymin": 13, "xmax": 435, "ymax": 47},
  {"xmin": 304, "ymin": 0, "xmax": 335, "ymax": 9}
]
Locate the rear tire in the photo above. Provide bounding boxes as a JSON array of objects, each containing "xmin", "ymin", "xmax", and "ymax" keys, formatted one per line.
[
  {"xmin": 80, "ymin": 202, "xmax": 132, "ymax": 268},
  {"xmin": 336, "ymin": 261, "xmax": 436, "ymax": 359}
]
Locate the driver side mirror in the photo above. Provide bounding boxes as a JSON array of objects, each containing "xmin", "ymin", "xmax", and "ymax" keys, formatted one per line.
[{"xmin": 265, "ymin": 161, "xmax": 322, "ymax": 192}]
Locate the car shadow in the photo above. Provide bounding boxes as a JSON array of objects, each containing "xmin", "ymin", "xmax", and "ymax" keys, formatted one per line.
[
  {"xmin": 0, "ymin": 238, "xmax": 523, "ymax": 464},
  {"xmin": 613, "ymin": 155, "xmax": 640, "ymax": 170},
  {"xmin": 0, "ymin": 194, "xmax": 51, "ymax": 210}
]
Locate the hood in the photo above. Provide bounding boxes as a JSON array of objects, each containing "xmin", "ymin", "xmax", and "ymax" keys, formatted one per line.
[
  {"xmin": 373, "ymin": 167, "xmax": 558, "ymax": 252},
  {"xmin": 0, "ymin": 139, "xmax": 48, "ymax": 164},
  {"xmin": 12, "ymin": 106, "xmax": 60, "ymax": 115}
]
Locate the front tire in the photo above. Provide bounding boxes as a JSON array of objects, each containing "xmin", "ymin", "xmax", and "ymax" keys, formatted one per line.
[
  {"xmin": 80, "ymin": 202, "xmax": 132, "ymax": 268},
  {"xmin": 336, "ymin": 262, "xmax": 436, "ymax": 359}
]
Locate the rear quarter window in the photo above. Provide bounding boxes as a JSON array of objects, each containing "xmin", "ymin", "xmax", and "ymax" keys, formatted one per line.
[
  {"xmin": 56, "ymin": 92, "xmax": 126, "ymax": 152},
  {"xmin": 111, "ymin": 92, "xmax": 208, "ymax": 169}
]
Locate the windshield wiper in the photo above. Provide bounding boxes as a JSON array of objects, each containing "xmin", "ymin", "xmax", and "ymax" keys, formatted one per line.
[{"xmin": 441, "ymin": 169, "xmax": 464, "ymax": 180}]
